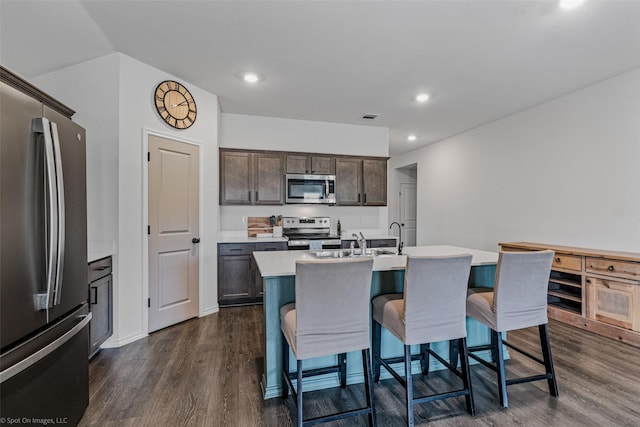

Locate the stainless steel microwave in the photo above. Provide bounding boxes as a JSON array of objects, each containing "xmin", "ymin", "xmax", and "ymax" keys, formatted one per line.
[{"xmin": 285, "ymin": 174, "xmax": 336, "ymax": 204}]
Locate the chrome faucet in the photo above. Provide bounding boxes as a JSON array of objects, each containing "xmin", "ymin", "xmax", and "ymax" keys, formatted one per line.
[
  {"xmin": 360, "ymin": 232, "xmax": 367, "ymax": 252},
  {"xmin": 389, "ymin": 222, "xmax": 403, "ymax": 254},
  {"xmin": 352, "ymin": 232, "xmax": 367, "ymax": 252}
]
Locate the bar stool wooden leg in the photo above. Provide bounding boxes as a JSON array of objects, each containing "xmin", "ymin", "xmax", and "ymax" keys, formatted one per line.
[
  {"xmin": 362, "ymin": 349, "xmax": 376, "ymax": 427},
  {"xmin": 296, "ymin": 360, "xmax": 303, "ymax": 427},
  {"xmin": 493, "ymin": 330, "xmax": 508, "ymax": 408},
  {"xmin": 404, "ymin": 345, "xmax": 415, "ymax": 427},
  {"xmin": 539, "ymin": 324, "xmax": 559, "ymax": 397},
  {"xmin": 339, "ymin": 353, "xmax": 347, "ymax": 388},
  {"xmin": 420, "ymin": 343, "xmax": 430, "ymax": 375},
  {"xmin": 282, "ymin": 338, "xmax": 290, "ymax": 399},
  {"xmin": 449, "ymin": 340, "xmax": 459, "ymax": 369},
  {"xmin": 458, "ymin": 337, "xmax": 475, "ymax": 416},
  {"xmin": 491, "ymin": 330, "xmax": 500, "ymax": 364},
  {"xmin": 372, "ymin": 320, "xmax": 382, "ymax": 382}
]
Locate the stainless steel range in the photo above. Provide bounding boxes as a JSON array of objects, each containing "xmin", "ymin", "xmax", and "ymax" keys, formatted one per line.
[{"xmin": 282, "ymin": 217, "xmax": 341, "ymax": 250}]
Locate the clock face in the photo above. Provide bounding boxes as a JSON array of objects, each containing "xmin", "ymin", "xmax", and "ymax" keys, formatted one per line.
[{"xmin": 154, "ymin": 80, "xmax": 197, "ymax": 129}]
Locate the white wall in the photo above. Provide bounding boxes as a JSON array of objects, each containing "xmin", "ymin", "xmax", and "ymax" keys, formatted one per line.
[
  {"xmin": 219, "ymin": 113, "xmax": 390, "ymax": 234},
  {"xmin": 389, "ymin": 68, "xmax": 640, "ymax": 253},
  {"xmin": 34, "ymin": 53, "xmax": 221, "ymax": 347},
  {"xmin": 220, "ymin": 113, "xmax": 388, "ymax": 156},
  {"xmin": 33, "ymin": 54, "xmax": 119, "ymax": 257}
]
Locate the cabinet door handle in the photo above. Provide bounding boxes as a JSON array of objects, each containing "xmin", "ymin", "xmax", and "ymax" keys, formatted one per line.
[
  {"xmin": 364, "ymin": 193, "xmax": 367, "ymax": 204},
  {"xmin": 192, "ymin": 238, "xmax": 201, "ymax": 244},
  {"xmin": 357, "ymin": 193, "xmax": 361, "ymax": 203},
  {"xmin": 230, "ymin": 248, "xmax": 242, "ymax": 251},
  {"xmin": 90, "ymin": 287, "xmax": 98, "ymax": 305},
  {"xmin": 95, "ymin": 266, "xmax": 109, "ymax": 271},
  {"xmin": 255, "ymin": 191, "xmax": 258, "ymax": 202}
]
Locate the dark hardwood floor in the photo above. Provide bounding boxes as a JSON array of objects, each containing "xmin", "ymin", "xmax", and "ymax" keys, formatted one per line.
[{"xmin": 79, "ymin": 306, "xmax": 640, "ymax": 426}]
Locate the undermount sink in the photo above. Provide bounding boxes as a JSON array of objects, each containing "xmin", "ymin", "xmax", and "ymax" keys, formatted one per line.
[{"xmin": 306, "ymin": 248, "xmax": 396, "ymax": 259}]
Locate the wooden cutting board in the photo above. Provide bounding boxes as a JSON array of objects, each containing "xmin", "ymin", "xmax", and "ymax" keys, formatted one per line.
[{"xmin": 247, "ymin": 217, "xmax": 273, "ymax": 237}]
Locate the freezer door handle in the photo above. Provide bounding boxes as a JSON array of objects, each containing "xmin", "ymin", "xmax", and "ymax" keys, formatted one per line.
[
  {"xmin": 50, "ymin": 121, "xmax": 65, "ymax": 306},
  {"xmin": 0, "ymin": 313, "xmax": 91, "ymax": 384}
]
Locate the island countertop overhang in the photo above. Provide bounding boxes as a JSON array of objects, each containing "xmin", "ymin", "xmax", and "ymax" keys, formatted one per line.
[{"xmin": 253, "ymin": 245, "xmax": 499, "ymax": 277}]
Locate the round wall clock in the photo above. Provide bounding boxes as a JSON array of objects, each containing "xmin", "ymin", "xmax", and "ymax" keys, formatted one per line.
[{"xmin": 154, "ymin": 80, "xmax": 197, "ymax": 129}]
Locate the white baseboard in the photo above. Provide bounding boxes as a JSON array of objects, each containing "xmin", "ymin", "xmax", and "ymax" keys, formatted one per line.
[
  {"xmin": 100, "ymin": 332, "xmax": 148, "ymax": 349},
  {"xmin": 201, "ymin": 305, "xmax": 220, "ymax": 317}
]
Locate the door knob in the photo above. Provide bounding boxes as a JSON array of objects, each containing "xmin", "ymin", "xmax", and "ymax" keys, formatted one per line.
[{"xmin": 192, "ymin": 238, "xmax": 201, "ymax": 244}]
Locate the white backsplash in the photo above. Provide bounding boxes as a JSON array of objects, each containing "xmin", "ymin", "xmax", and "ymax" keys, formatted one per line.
[{"xmin": 219, "ymin": 205, "xmax": 387, "ymax": 236}]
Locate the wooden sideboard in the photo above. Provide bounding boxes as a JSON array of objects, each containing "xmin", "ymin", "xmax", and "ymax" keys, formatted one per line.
[{"xmin": 500, "ymin": 242, "xmax": 640, "ymax": 348}]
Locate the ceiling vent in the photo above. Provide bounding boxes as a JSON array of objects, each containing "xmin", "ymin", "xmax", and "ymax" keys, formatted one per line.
[{"xmin": 360, "ymin": 113, "xmax": 379, "ymax": 120}]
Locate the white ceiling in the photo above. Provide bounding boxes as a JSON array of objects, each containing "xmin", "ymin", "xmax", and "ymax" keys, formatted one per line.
[{"xmin": 2, "ymin": 0, "xmax": 640, "ymax": 155}]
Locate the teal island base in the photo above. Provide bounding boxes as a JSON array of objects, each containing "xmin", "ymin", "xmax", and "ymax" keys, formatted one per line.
[{"xmin": 260, "ymin": 264, "xmax": 506, "ymax": 399}]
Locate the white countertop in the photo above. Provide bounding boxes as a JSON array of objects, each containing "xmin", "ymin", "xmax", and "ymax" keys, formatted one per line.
[
  {"xmin": 88, "ymin": 251, "xmax": 112, "ymax": 263},
  {"xmin": 253, "ymin": 245, "xmax": 498, "ymax": 277},
  {"xmin": 218, "ymin": 236, "xmax": 288, "ymax": 244}
]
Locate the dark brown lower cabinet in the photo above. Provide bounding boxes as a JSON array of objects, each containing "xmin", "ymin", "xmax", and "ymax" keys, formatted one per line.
[
  {"xmin": 341, "ymin": 238, "xmax": 397, "ymax": 249},
  {"xmin": 88, "ymin": 256, "xmax": 113, "ymax": 359},
  {"xmin": 218, "ymin": 241, "xmax": 287, "ymax": 306}
]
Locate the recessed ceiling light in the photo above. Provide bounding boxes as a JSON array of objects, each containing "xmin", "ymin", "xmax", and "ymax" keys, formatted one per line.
[
  {"xmin": 243, "ymin": 73, "xmax": 260, "ymax": 83},
  {"xmin": 559, "ymin": 0, "xmax": 585, "ymax": 10},
  {"xmin": 415, "ymin": 93, "xmax": 430, "ymax": 103},
  {"xmin": 407, "ymin": 135, "xmax": 417, "ymax": 142}
]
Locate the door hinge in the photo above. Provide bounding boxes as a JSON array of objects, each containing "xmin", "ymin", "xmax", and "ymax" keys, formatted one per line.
[
  {"xmin": 148, "ymin": 225, "xmax": 151, "ymax": 235},
  {"xmin": 147, "ymin": 298, "xmax": 151, "ymax": 308},
  {"xmin": 147, "ymin": 152, "xmax": 150, "ymax": 162}
]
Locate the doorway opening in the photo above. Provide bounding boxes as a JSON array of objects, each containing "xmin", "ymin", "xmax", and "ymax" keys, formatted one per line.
[{"xmin": 395, "ymin": 164, "xmax": 417, "ymax": 247}]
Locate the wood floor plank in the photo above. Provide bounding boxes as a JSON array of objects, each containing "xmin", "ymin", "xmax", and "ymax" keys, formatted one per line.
[{"xmin": 79, "ymin": 306, "xmax": 640, "ymax": 426}]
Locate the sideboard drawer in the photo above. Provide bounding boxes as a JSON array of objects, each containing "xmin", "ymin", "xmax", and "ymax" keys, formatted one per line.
[
  {"xmin": 586, "ymin": 277, "xmax": 640, "ymax": 331},
  {"xmin": 552, "ymin": 254, "xmax": 582, "ymax": 272},
  {"xmin": 586, "ymin": 257, "xmax": 640, "ymax": 281}
]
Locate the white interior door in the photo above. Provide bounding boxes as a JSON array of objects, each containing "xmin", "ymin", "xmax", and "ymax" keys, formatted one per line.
[
  {"xmin": 148, "ymin": 135, "xmax": 199, "ymax": 333},
  {"xmin": 400, "ymin": 182, "xmax": 417, "ymax": 247}
]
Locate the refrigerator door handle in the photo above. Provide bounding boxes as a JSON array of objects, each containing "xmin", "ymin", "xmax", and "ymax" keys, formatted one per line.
[
  {"xmin": 0, "ymin": 313, "xmax": 92, "ymax": 384},
  {"xmin": 50, "ymin": 121, "xmax": 65, "ymax": 306},
  {"xmin": 32, "ymin": 118, "xmax": 58, "ymax": 310}
]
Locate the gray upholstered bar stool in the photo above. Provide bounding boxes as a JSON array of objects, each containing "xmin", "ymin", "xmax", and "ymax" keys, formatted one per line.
[
  {"xmin": 371, "ymin": 254, "xmax": 474, "ymax": 426},
  {"xmin": 466, "ymin": 250, "xmax": 558, "ymax": 408},
  {"xmin": 280, "ymin": 257, "xmax": 376, "ymax": 427}
]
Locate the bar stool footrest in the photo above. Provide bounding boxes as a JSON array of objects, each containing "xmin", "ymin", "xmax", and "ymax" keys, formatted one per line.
[
  {"xmin": 302, "ymin": 407, "xmax": 374, "ymax": 427},
  {"xmin": 413, "ymin": 389, "xmax": 470, "ymax": 406}
]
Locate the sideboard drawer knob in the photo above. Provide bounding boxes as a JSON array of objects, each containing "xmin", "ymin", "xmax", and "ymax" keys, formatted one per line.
[
  {"xmin": 555, "ymin": 257, "xmax": 561, "ymax": 263},
  {"xmin": 607, "ymin": 265, "xmax": 615, "ymax": 272}
]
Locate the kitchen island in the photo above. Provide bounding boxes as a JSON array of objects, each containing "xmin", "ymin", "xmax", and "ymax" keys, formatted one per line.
[{"xmin": 253, "ymin": 245, "xmax": 500, "ymax": 399}]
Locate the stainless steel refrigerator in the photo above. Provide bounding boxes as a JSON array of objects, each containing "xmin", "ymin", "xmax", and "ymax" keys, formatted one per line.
[{"xmin": 1, "ymin": 67, "xmax": 90, "ymax": 425}]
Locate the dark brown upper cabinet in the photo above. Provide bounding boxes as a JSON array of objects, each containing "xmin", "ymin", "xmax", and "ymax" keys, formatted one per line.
[
  {"xmin": 335, "ymin": 157, "xmax": 362, "ymax": 205},
  {"xmin": 220, "ymin": 149, "xmax": 284, "ymax": 205},
  {"xmin": 285, "ymin": 154, "xmax": 335, "ymax": 175},
  {"xmin": 220, "ymin": 148, "xmax": 386, "ymax": 206},
  {"xmin": 361, "ymin": 159, "xmax": 387, "ymax": 206},
  {"xmin": 335, "ymin": 157, "xmax": 387, "ymax": 206}
]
